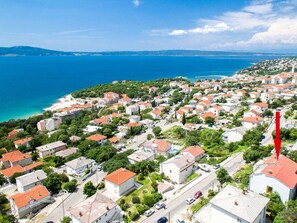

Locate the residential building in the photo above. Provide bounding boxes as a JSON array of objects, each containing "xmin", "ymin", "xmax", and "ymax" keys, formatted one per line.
[
  {"xmin": 250, "ymin": 102, "xmax": 268, "ymax": 113},
  {"xmin": 7, "ymin": 129, "xmax": 24, "ymax": 140},
  {"xmin": 65, "ymin": 157, "xmax": 95, "ymax": 176},
  {"xmin": 192, "ymin": 185, "xmax": 269, "ymax": 223},
  {"xmin": 16, "ymin": 170, "xmax": 47, "ymax": 192},
  {"xmin": 9, "ymin": 185, "xmax": 51, "ymax": 218},
  {"xmin": 183, "ymin": 146, "xmax": 205, "ymax": 161},
  {"xmin": 222, "ymin": 127, "xmax": 247, "ymax": 143},
  {"xmin": 55, "ymin": 147, "xmax": 78, "ymax": 158},
  {"xmin": 242, "ymin": 116, "xmax": 264, "ymax": 129},
  {"xmin": 129, "ymin": 115, "xmax": 140, "ymax": 123},
  {"xmin": 67, "ymin": 192, "xmax": 121, "ymax": 223},
  {"xmin": 104, "ymin": 168, "xmax": 136, "ymax": 196},
  {"xmin": 14, "ymin": 137, "xmax": 32, "ymax": 149},
  {"xmin": 128, "ymin": 150, "xmax": 154, "ymax": 164},
  {"xmin": 126, "ymin": 104, "xmax": 139, "ymax": 115},
  {"xmin": 250, "ymin": 155, "xmax": 297, "ymax": 203},
  {"xmin": 37, "ymin": 118, "xmax": 61, "ymax": 132},
  {"xmin": 160, "ymin": 153, "xmax": 195, "ymax": 184},
  {"xmin": 82, "ymin": 125, "xmax": 100, "ymax": 134},
  {"xmin": 150, "ymin": 109, "xmax": 162, "ymax": 119},
  {"xmin": 0, "ymin": 150, "xmax": 32, "ymax": 168},
  {"xmin": 86, "ymin": 134, "xmax": 107, "ymax": 145},
  {"xmin": 143, "ymin": 139, "xmax": 172, "ymax": 156},
  {"xmin": 200, "ymin": 112, "xmax": 217, "ymax": 122},
  {"xmin": 36, "ymin": 141, "xmax": 67, "ymax": 158}
]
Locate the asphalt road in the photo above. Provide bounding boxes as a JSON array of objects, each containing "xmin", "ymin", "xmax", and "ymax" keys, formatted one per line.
[{"xmin": 141, "ymin": 152, "xmax": 244, "ymax": 223}]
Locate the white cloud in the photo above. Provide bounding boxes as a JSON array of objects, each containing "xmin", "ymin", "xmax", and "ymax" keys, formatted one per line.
[
  {"xmin": 133, "ymin": 0, "xmax": 140, "ymax": 7},
  {"xmin": 169, "ymin": 22, "xmax": 232, "ymax": 36},
  {"xmin": 243, "ymin": 3, "xmax": 272, "ymax": 14}
]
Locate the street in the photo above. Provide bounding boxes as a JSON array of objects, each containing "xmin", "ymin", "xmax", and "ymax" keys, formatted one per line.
[
  {"xmin": 41, "ymin": 170, "xmax": 106, "ymax": 223},
  {"xmin": 140, "ymin": 152, "xmax": 244, "ymax": 223}
]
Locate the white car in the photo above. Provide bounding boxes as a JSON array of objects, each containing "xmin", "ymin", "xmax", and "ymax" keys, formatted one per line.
[
  {"xmin": 154, "ymin": 202, "xmax": 166, "ymax": 210},
  {"xmin": 186, "ymin": 198, "xmax": 195, "ymax": 205},
  {"xmin": 144, "ymin": 209, "xmax": 155, "ymax": 217},
  {"xmin": 198, "ymin": 164, "xmax": 210, "ymax": 172}
]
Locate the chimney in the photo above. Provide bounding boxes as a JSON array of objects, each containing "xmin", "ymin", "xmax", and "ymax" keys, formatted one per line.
[
  {"xmin": 268, "ymin": 170, "xmax": 273, "ymax": 174},
  {"xmin": 79, "ymin": 212, "xmax": 83, "ymax": 217},
  {"xmin": 234, "ymin": 201, "xmax": 238, "ymax": 205}
]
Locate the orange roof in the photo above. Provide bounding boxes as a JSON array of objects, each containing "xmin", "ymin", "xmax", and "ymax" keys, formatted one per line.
[
  {"xmin": 143, "ymin": 139, "xmax": 171, "ymax": 152},
  {"xmin": 184, "ymin": 146, "xmax": 205, "ymax": 157},
  {"xmin": 108, "ymin": 137, "xmax": 120, "ymax": 143},
  {"xmin": 253, "ymin": 102, "xmax": 268, "ymax": 107},
  {"xmin": 242, "ymin": 116, "xmax": 264, "ymax": 123},
  {"xmin": 10, "ymin": 185, "xmax": 50, "ymax": 208},
  {"xmin": 201, "ymin": 112, "xmax": 216, "ymax": 119},
  {"xmin": 0, "ymin": 150, "xmax": 31, "ymax": 163},
  {"xmin": 125, "ymin": 122, "xmax": 141, "ymax": 127},
  {"xmin": 0, "ymin": 165, "xmax": 24, "ymax": 177},
  {"xmin": 14, "ymin": 137, "xmax": 32, "ymax": 145},
  {"xmin": 104, "ymin": 168, "xmax": 136, "ymax": 185},
  {"xmin": 259, "ymin": 155, "xmax": 297, "ymax": 188},
  {"xmin": 86, "ymin": 134, "xmax": 107, "ymax": 141},
  {"xmin": 151, "ymin": 109, "xmax": 161, "ymax": 115},
  {"xmin": 24, "ymin": 161, "xmax": 44, "ymax": 171}
]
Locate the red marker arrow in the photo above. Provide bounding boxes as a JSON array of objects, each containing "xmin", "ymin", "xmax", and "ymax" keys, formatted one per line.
[{"xmin": 274, "ymin": 111, "xmax": 281, "ymax": 160}]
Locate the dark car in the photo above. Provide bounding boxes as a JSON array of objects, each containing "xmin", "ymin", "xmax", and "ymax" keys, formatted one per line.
[{"xmin": 157, "ymin": 217, "xmax": 168, "ymax": 223}]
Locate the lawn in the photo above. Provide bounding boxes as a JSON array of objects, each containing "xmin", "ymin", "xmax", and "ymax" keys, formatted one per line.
[{"xmin": 185, "ymin": 172, "xmax": 199, "ymax": 183}]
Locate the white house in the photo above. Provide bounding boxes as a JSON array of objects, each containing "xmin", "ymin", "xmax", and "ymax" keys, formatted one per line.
[
  {"xmin": 65, "ymin": 157, "xmax": 95, "ymax": 176},
  {"xmin": 104, "ymin": 168, "xmax": 136, "ymax": 196},
  {"xmin": 36, "ymin": 141, "xmax": 67, "ymax": 158},
  {"xmin": 129, "ymin": 115, "xmax": 141, "ymax": 123},
  {"xmin": 242, "ymin": 116, "xmax": 264, "ymax": 129},
  {"xmin": 222, "ymin": 127, "xmax": 247, "ymax": 143},
  {"xmin": 68, "ymin": 192, "xmax": 121, "ymax": 223},
  {"xmin": 37, "ymin": 118, "xmax": 61, "ymax": 132},
  {"xmin": 9, "ymin": 185, "xmax": 51, "ymax": 218},
  {"xmin": 82, "ymin": 125, "xmax": 100, "ymax": 134},
  {"xmin": 192, "ymin": 185, "xmax": 269, "ymax": 223},
  {"xmin": 16, "ymin": 170, "xmax": 47, "ymax": 192},
  {"xmin": 143, "ymin": 139, "xmax": 172, "ymax": 156},
  {"xmin": 250, "ymin": 155, "xmax": 297, "ymax": 203},
  {"xmin": 250, "ymin": 102, "xmax": 268, "ymax": 114},
  {"xmin": 160, "ymin": 153, "xmax": 195, "ymax": 184},
  {"xmin": 86, "ymin": 133, "xmax": 107, "ymax": 145},
  {"xmin": 128, "ymin": 150, "xmax": 155, "ymax": 164},
  {"xmin": 183, "ymin": 146, "xmax": 205, "ymax": 161},
  {"xmin": 126, "ymin": 104, "xmax": 139, "ymax": 115}
]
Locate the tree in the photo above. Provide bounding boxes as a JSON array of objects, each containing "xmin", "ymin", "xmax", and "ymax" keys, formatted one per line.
[
  {"xmin": 255, "ymin": 97, "xmax": 261, "ymax": 103},
  {"xmin": 9, "ymin": 172, "xmax": 25, "ymax": 184},
  {"xmin": 0, "ymin": 174, "xmax": 7, "ymax": 186},
  {"xmin": 216, "ymin": 168, "xmax": 232, "ymax": 185},
  {"xmin": 205, "ymin": 116, "xmax": 215, "ymax": 125},
  {"xmin": 266, "ymin": 192, "xmax": 285, "ymax": 220},
  {"xmin": 132, "ymin": 195, "xmax": 140, "ymax": 204},
  {"xmin": 60, "ymin": 216, "xmax": 71, "ymax": 223},
  {"xmin": 242, "ymin": 129, "xmax": 262, "ymax": 146},
  {"xmin": 182, "ymin": 112, "xmax": 186, "ymax": 125},
  {"xmin": 83, "ymin": 181, "xmax": 96, "ymax": 197},
  {"xmin": 43, "ymin": 173, "xmax": 62, "ymax": 194},
  {"xmin": 288, "ymin": 150, "xmax": 297, "ymax": 162},
  {"xmin": 152, "ymin": 126, "xmax": 162, "ymax": 138},
  {"xmin": 62, "ymin": 179, "xmax": 77, "ymax": 193},
  {"xmin": 147, "ymin": 134, "xmax": 153, "ymax": 140}
]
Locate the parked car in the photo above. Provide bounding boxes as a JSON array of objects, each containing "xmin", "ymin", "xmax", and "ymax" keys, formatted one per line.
[
  {"xmin": 186, "ymin": 197, "xmax": 195, "ymax": 205},
  {"xmin": 198, "ymin": 164, "xmax": 210, "ymax": 172},
  {"xmin": 213, "ymin": 164, "xmax": 220, "ymax": 170},
  {"xmin": 157, "ymin": 217, "xmax": 168, "ymax": 223},
  {"xmin": 144, "ymin": 209, "xmax": 155, "ymax": 217},
  {"xmin": 154, "ymin": 202, "xmax": 166, "ymax": 210},
  {"xmin": 194, "ymin": 191, "xmax": 202, "ymax": 199},
  {"xmin": 97, "ymin": 165, "xmax": 102, "ymax": 171},
  {"xmin": 176, "ymin": 219, "xmax": 186, "ymax": 223}
]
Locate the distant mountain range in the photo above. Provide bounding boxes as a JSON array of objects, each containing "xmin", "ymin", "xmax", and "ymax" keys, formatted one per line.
[{"xmin": 0, "ymin": 46, "xmax": 293, "ymax": 57}]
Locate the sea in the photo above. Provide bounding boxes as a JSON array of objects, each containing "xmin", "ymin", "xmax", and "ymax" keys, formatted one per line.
[{"xmin": 0, "ymin": 55, "xmax": 281, "ymax": 122}]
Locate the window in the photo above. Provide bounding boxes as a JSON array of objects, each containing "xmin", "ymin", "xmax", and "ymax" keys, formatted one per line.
[{"xmin": 266, "ymin": 186, "xmax": 273, "ymax": 193}]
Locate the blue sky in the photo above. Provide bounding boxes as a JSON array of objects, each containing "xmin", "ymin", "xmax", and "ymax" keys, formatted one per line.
[{"xmin": 0, "ymin": 0, "xmax": 296, "ymax": 52}]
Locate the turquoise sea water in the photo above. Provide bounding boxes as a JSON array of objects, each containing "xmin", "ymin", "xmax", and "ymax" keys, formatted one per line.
[{"xmin": 0, "ymin": 55, "xmax": 279, "ymax": 121}]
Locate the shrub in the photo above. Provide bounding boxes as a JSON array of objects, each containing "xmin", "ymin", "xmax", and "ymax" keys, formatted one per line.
[{"xmin": 132, "ymin": 195, "xmax": 140, "ymax": 204}]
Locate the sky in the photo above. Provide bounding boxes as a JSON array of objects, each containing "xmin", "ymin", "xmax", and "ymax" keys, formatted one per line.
[{"xmin": 0, "ymin": 0, "xmax": 297, "ymax": 52}]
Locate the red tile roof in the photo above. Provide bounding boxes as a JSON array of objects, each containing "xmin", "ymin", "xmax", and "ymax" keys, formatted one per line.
[
  {"xmin": 86, "ymin": 134, "xmax": 107, "ymax": 141},
  {"xmin": 0, "ymin": 150, "xmax": 31, "ymax": 163},
  {"xmin": 242, "ymin": 116, "xmax": 264, "ymax": 123},
  {"xmin": 125, "ymin": 122, "xmax": 141, "ymax": 127},
  {"xmin": 184, "ymin": 146, "xmax": 205, "ymax": 157},
  {"xmin": 0, "ymin": 165, "xmax": 24, "ymax": 177},
  {"xmin": 14, "ymin": 137, "xmax": 32, "ymax": 146},
  {"xmin": 253, "ymin": 102, "xmax": 269, "ymax": 107},
  {"xmin": 260, "ymin": 155, "xmax": 297, "ymax": 188},
  {"xmin": 104, "ymin": 168, "xmax": 136, "ymax": 185},
  {"xmin": 24, "ymin": 161, "xmax": 44, "ymax": 171},
  {"xmin": 201, "ymin": 112, "xmax": 217, "ymax": 119},
  {"xmin": 10, "ymin": 185, "xmax": 50, "ymax": 208},
  {"xmin": 108, "ymin": 137, "xmax": 120, "ymax": 143}
]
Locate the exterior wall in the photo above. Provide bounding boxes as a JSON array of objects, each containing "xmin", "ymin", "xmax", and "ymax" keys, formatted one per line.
[
  {"xmin": 222, "ymin": 131, "xmax": 243, "ymax": 143},
  {"xmin": 250, "ymin": 174, "xmax": 294, "ymax": 203},
  {"xmin": 10, "ymin": 195, "xmax": 51, "ymax": 218},
  {"xmin": 16, "ymin": 180, "xmax": 43, "ymax": 193},
  {"xmin": 66, "ymin": 163, "xmax": 93, "ymax": 176},
  {"xmin": 105, "ymin": 178, "xmax": 135, "ymax": 196},
  {"xmin": 12, "ymin": 157, "xmax": 33, "ymax": 167},
  {"xmin": 160, "ymin": 163, "xmax": 193, "ymax": 184},
  {"xmin": 70, "ymin": 206, "xmax": 118, "ymax": 223},
  {"xmin": 243, "ymin": 122, "xmax": 258, "ymax": 129},
  {"xmin": 38, "ymin": 145, "xmax": 67, "ymax": 158},
  {"xmin": 211, "ymin": 205, "xmax": 250, "ymax": 223}
]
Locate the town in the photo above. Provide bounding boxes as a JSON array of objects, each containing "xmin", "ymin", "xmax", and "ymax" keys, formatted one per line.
[{"xmin": 0, "ymin": 58, "xmax": 297, "ymax": 223}]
